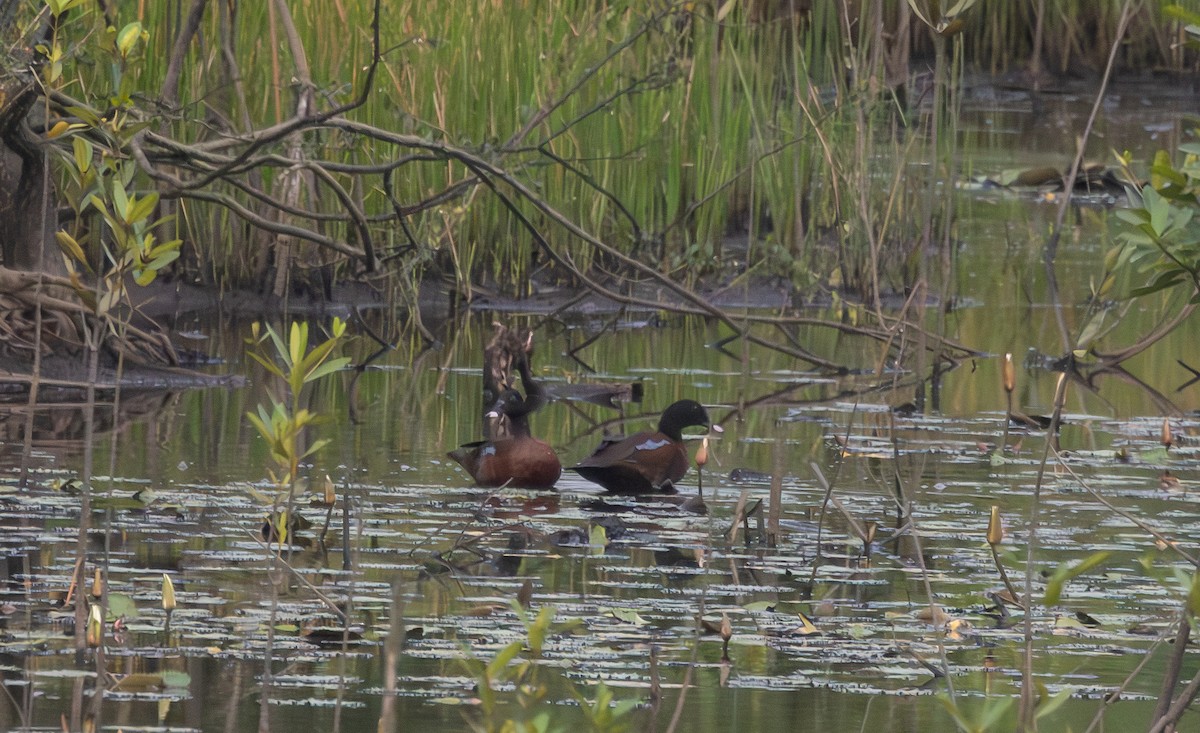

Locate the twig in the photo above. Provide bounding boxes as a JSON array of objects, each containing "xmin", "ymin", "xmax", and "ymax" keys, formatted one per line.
[
  {"xmin": 1018, "ymin": 372, "xmax": 1069, "ymax": 730},
  {"xmin": 1083, "ymin": 623, "xmax": 1173, "ymax": 733},
  {"xmin": 217, "ymin": 505, "xmax": 347, "ymax": 622},
  {"xmin": 1051, "ymin": 450, "xmax": 1199, "ymax": 568},
  {"xmin": 1149, "ymin": 611, "xmax": 1191, "ymax": 730}
]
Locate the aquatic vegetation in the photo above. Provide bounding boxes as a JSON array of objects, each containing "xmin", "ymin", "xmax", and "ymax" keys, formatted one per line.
[{"xmin": 5, "ymin": 1, "xmax": 1200, "ymax": 732}]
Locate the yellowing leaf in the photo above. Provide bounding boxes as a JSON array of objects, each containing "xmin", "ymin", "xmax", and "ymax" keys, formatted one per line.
[
  {"xmin": 589, "ymin": 523, "xmax": 608, "ymax": 555},
  {"xmin": 793, "ymin": 611, "xmax": 819, "ymax": 636},
  {"xmin": 116, "ymin": 22, "xmax": 145, "ymax": 58},
  {"xmin": 47, "ymin": 120, "xmax": 71, "ymax": 138},
  {"xmin": 55, "ymin": 231, "xmax": 89, "ymax": 267}
]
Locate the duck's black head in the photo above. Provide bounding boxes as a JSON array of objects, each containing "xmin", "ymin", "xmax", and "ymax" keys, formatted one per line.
[
  {"xmin": 488, "ymin": 388, "xmax": 526, "ymax": 419},
  {"xmin": 657, "ymin": 399, "xmax": 710, "ymax": 441}
]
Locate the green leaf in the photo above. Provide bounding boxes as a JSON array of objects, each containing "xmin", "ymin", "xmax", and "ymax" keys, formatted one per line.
[
  {"xmin": 526, "ymin": 605, "xmax": 553, "ymax": 656},
  {"xmin": 65, "ymin": 105, "xmax": 102, "ymax": 127},
  {"xmin": 116, "ymin": 22, "xmax": 144, "ymax": 58},
  {"xmin": 742, "ymin": 600, "xmax": 780, "ymax": 612},
  {"xmin": 1130, "ymin": 271, "xmax": 1184, "ymax": 298},
  {"xmin": 1076, "ymin": 310, "xmax": 1108, "ymax": 350},
  {"xmin": 1137, "ymin": 446, "xmax": 1170, "ymax": 463},
  {"xmin": 1164, "ymin": 4, "xmax": 1200, "ymax": 25},
  {"xmin": 1114, "ymin": 207, "xmax": 1149, "ymax": 227},
  {"xmin": 289, "ymin": 321, "xmax": 305, "ymax": 368},
  {"xmin": 606, "ymin": 608, "xmax": 649, "ymax": 625},
  {"xmin": 300, "ymin": 438, "xmax": 331, "ymax": 460},
  {"xmin": 1146, "ymin": 187, "xmax": 1170, "ymax": 237},
  {"xmin": 936, "ymin": 694, "xmax": 976, "ymax": 731},
  {"xmin": 145, "ymin": 249, "xmax": 180, "ymax": 271},
  {"xmin": 906, "ymin": 0, "xmax": 933, "ymax": 29},
  {"xmin": 1044, "ymin": 551, "xmax": 1111, "ymax": 606},
  {"xmin": 86, "ymin": 194, "xmax": 108, "ymax": 216},
  {"xmin": 1150, "ymin": 151, "xmax": 1188, "ymax": 190},
  {"xmin": 945, "ymin": 0, "xmax": 979, "ymax": 18},
  {"xmin": 125, "ymin": 192, "xmax": 158, "ymax": 226},
  {"xmin": 72, "ymin": 137, "xmax": 92, "ymax": 174},
  {"xmin": 246, "ymin": 349, "xmax": 286, "ymax": 380},
  {"xmin": 111, "ymin": 180, "xmax": 130, "ymax": 222},
  {"xmin": 160, "ymin": 670, "xmax": 192, "ymax": 689},
  {"xmin": 45, "ymin": 0, "xmax": 86, "ymax": 17},
  {"xmin": 979, "ymin": 696, "xmax": 1015, "ymax": 729},
  {"xmin": 1036, "ymin": 688, "xmax": 1073, "ymax": 720},
  {"xmin": 265, "ymin": 324, "xmax": 290, "ymax": 368},
  {"xmin": 485, "ymin": 640, "xmax": 524, "ymax": 680},
  {"xmin": 304, "ymin": 357, "xmax": 350, "ymax": 384}
]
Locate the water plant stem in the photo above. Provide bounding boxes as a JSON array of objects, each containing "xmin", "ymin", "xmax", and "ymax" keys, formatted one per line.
[
  {"xmin": 990, "ymin": 545, "xmax": 1023, "ymax": 609},
  {"xmin": 1018, "ymin": 371, "xmax": 1069, "ymax": 731}
]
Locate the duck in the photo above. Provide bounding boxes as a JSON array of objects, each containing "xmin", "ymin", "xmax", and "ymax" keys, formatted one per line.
[
  {"xmin": 570, "ymin": 399, "xmax": 711, "ymax": 494},
  {"xmin": 448, "ymin": 359, "xmax": 562, "ymax": 490}
]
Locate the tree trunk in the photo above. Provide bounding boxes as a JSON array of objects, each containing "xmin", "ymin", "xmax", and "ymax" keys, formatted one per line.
[{"xmin": 0, "ymin": 86, "xmax": 63, "ymax": 277}]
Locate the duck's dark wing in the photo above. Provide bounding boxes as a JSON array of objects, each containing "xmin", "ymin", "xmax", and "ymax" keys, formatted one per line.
[{"xmin": 571, "ymin": 431, "xmax": 688, "ymax": 493}]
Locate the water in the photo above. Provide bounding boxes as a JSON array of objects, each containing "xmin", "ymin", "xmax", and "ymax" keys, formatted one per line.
[{"xmin": 3, "ymin": 79, "xmax": 1200, "ymax": 732}]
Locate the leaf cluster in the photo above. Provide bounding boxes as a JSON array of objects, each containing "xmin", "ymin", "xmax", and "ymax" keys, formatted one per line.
[
  {"xmin": 1111, "ymin": 142, "xmax": 1200, "ymax": 302},
  {"xmin": 461, "ymin": 602, "xmax": 635, "ymax": 733},
  {"xmin": 244, "ymin": 318, "xmax": 349, "ymax": 489}
]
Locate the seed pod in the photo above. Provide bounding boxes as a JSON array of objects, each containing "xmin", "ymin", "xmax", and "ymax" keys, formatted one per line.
[
  {"xmin": 91, "ymin": 567, "xmax": 102, "ymax": 598},
  {"xmin": 1161, "ymin": 417, "xmax": 1173, "ymax": 450}
]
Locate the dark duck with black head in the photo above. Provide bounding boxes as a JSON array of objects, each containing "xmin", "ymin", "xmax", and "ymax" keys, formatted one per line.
[
  {"xmin": 448, "ymin": 354, "xmax": 561, "ymax": 490},
  {"xmin": 570, "ymin": 399, "xmax": 711, "ymax": 494}
]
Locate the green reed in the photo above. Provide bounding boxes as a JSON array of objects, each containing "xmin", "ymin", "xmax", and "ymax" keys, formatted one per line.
[{"xmin": 49, "ymin": 0, "xmax": 1200, "ymax": 294}]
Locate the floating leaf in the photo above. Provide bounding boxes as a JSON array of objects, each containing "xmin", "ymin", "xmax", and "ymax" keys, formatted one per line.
[
  {"xmin": 1054, "ymin": 615, "xmax": 1088, "ymax": 630},
  {"xmin": 112, "ymin": 673, "xmax": 166, "ymax": 691},
  {"xmin": 1137, "ymin": 446, "xmax": 1170, "ymax": 464},
  {"xmin": 742, "ymin": 601, "xmax": 778, "ymax": 613},
  {"xmin": 606, "ymin": 608, "xmax": 649, "ymax": 626},
  {"xmin": 106, "ymin": 593, "xmax": 139, "ymax": 621}
]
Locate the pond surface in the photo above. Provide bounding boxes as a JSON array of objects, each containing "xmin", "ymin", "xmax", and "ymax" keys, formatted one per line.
[{"xmin": 3, "ymin": 79, "xmax": 1200, "ymax": 732}]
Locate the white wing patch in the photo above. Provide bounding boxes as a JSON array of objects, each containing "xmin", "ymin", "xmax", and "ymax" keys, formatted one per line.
[{"xmin": 634, "ymin": 438, "xmax": 671, "ymax": 451}]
